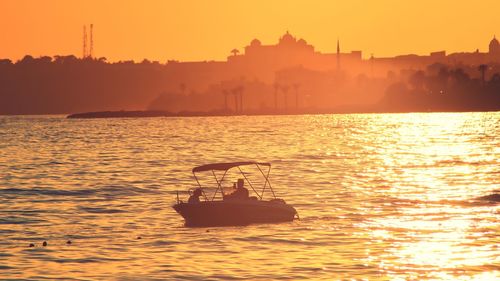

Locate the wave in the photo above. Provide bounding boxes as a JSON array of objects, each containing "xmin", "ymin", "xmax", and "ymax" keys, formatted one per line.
[
  {"xmin": 0, "ymin": 265, "xmax": 14, "ymax": 270},
  {"xmin": 78, "ymin": 206, "xmax": 127, "ymax": 214},
  {"xmin": 434, "ymin": 159, "xmax": 496, "ymax": 166},
  {"xmin": 403, "ymin": 159, "xmax": 496, "ymax": 168},
  {"xmin": 234, "ymin": 235, "xmax": 325, "ymax": 246},
  {"xmin": 368, "ymin": 194, "xmax": 500, "ymax": 208},
  {"xmin": 0, "ymin": 185, "xmax": 160, "ymax": 198},
  {"xmin": 47, "ymin": 256, "xmax": 130, "ymax": 264},
  {"xmin": 0, "ymin": 188, "xmax": 97, "ymax": 197},
  {"xmin": 0, "ymin": 216, "xmax": 46, "ymax": 225}
]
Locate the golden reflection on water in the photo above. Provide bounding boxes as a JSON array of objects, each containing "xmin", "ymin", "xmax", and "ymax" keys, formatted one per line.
[
  {"xmin": 361, "ymin": 114, "xmax": 499, "ymax": 280},
  {"xmin": 0, "ymin": 113, "xmax": 498, "ymax": 280}
]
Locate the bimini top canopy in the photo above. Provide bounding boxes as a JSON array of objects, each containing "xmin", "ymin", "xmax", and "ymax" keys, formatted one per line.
[{"xmin": 192, "ymin": 161, "xmax": 271, "ymax": 173}]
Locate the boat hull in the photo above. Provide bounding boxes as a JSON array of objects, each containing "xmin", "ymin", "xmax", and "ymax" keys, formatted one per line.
[{"xmin": 173, "ymin": 200, "xmax": 297, "ymax": 227}]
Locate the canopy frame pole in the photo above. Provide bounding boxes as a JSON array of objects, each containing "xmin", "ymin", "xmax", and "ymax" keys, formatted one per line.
[
  {"xmin": 211, "ymin": 169, "xmax": 226, "ymax": 201},
  {"xmin": 218, "ymin": 170, "xmax": 229, "ymax": 195},
  {"xmin": 257, "ymin": 164, "xmax": 268, "ymax": 199},
  {"xmin": 193, "ymin": 172, "xmax": 208, "ymax": 201},
  {"xmin": 237, "ymin": 166, "xmax": 261, "ymax": 200},
  {"xmin": 257, "ymin": 164, "xmax": 275, "ymax": 199}
]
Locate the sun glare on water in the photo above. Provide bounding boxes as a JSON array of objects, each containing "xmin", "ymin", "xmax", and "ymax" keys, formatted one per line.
[{"xmin": 353, "ymin": 113, "xmax": 500, "ymax": 280}]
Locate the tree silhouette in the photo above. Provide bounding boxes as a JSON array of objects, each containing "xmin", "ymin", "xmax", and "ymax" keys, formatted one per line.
[
  {"xmin": 238, "ymin": 86, "xmax": 244, "ymax": 113},
  {"xmin": 409, "ymin": 70, "xmax": 426, "ymax": 92},
  {"xmin": 231, "ymin": 49, "xmax": 240, "ymax": 56},
  {"xmin": 179, "ymin": 83, "xmax": 186, "ymax": 95},
  {"xmin": 381, "ymin": 65, "xmax": 500, "ymax": 112},
  {"xmin": 222, "ymin": 89, "xmax": 229, "ymax": 112},
  {"xmin": 231, "ymin": 87, "xmax": 239, "ymax": 113},
  {"xmin": 293, "ymin": 83, "xmax": 300, "ymax": 110},
  {"xmin": 450, "ymin": 68, "xmax": 470, "ymax": 85},
  {"xmin": 491, "ymin": 73, "xmax": 500, "ymax": 83},
  {"xmin": 19, "ymin": 55, "xmax": 35, "ymax": 65},
  {"xmin": 273, "ymin": 83, "xmax": 280, "ymax": 111},
  {"xmin": 281, "ymin": 85, "xmax": 290, "ymax": 112},
  {"xmin": 478, "ymin": 64, "xmax": 488, "ymax": 85},
  {"xmin": 1, "ymin": 54, "xmax": 499, "ymax": 115},
  {"xmin": 0, "ymin": 59, "xmax": 12, "ymax": 67}
]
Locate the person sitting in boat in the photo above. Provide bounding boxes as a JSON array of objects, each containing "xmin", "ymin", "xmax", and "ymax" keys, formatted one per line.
[
  {"xmin": 188, "ymin": 188, "xmax": 202, "ymax": 204},
  {"xmin": 225, "ymin": 178, "xmax": 249, "ymax": 200},
  {"xmin": 236, "ymin": 179, "xmax": 249, "ymax": 199}
]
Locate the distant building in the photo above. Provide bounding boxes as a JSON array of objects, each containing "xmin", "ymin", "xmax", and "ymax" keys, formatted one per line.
[
  {"xmin": 430, "ymin": 51, "xmax": 446, "ymax": 58},
  {"xmin": 167, "ymin": 33, "xmax": 500, "ymax": 83},
  {"xmin": 489, "ymin": 36, "xmax": 500, "ymax": 56},
  {"xmin": 368, "ymin": 36, "xmax": 500, "ymax": 76},
  {"xmin": 226, "ymin": 31, "xmax": 363, "ymax": 81}
]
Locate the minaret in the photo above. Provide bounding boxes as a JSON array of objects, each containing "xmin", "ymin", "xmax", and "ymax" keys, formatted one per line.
[
  {"xmin": 370, "ymin": 53, "xmax": 374, "ymax": 77},
  {"xmin": 337, "ymin": 39, "xmax": 340, "ymax": 70}
]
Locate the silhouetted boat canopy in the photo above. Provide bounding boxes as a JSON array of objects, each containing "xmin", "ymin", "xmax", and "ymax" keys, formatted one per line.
[
  {"xmin": 192, "ymin": 161, "xmax": 275, "ymax": 200},
  {"xmin": 192, "ymin": 161, "xmax": 271, "ymax": 173}
]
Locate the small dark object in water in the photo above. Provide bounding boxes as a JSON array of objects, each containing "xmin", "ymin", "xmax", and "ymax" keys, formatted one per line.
[
  {"xmin": 137, "ymin": 236, "xmax": 142, "ymax": 240},
  {"xmin": 42, "ymin": 241, "xmax": 47, "ymax": 247},
  {"xmin": 66, "ymin": 240, "xmax": 72, "ymax": 245},
  {"xmin": 29, "ymin": 243, "xmax": 35, "ymax": 247},
  {"xmin": 206, "ymin": 229, "xmax": 210, "ymax": 233}
]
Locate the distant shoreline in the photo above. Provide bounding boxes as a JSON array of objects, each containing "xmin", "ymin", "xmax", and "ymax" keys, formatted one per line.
[{"xmin": 65, "ymin": 109, "xmax": 500, "ymax": 119}]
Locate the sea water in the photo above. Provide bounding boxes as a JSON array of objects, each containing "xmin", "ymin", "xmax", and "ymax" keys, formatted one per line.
[{"xmin": 0, "ymin": 113, "xmax": 499, "ymax": 280}]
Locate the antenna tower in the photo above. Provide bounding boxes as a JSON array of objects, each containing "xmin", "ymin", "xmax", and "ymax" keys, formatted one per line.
[
  {"xmin": 89, "ymin": 24, "xmax": 94, "ymax": 58},
  {"xmin": 83, "ymin": 25, "xmax": 87, "ymax": 58}
]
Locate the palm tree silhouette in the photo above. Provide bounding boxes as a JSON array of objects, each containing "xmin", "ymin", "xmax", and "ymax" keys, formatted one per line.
[
  {"xmin": 273, "ymin": 83, "xmax": 280, "ymax": 112},
  {"xmin": 231, "ymin": 49, "xmax": 240, "ymax": 56},
  {"xmin": 409, "ymin": 70, "xmax": 426, "ymax": 91},
  {"xmin": 273, "ymin": 83, "xmax": 281, "ymax": 111},
  {"xmin": 231, "ymin": 88, "xmax": 239, "ymax": 113},
  {"xmin": 293, "ymin": 83, "xmax": 300, "ymax": 111},
  {"xmin": 478, "ymin": 64, "xmax": 488, "ymax": 85},
  {"xmin": 281, "ymin": 85, "xmax": 290, "ymax": 112},
  {"xmin": 179, "ymin": 83, "xmax": 186, "ymax": 95},
  {"xmin": 238, "ymin": 86, "xmax": 244, "ymax": 113},
  {"xmin": 222, "ymin": 89, "xmax": 229, "ymax": 112}
]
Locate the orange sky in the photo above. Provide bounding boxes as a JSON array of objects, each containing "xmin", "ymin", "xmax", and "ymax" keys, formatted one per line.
[{"xmin": 1, "ymin": 0, "xmax": 500, "ymax": 62}]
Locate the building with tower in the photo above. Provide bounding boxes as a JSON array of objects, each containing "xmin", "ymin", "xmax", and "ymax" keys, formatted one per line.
[
  {"xmin": 489, "ymin": 36, "xmax": 500, "ymax": 57},
  {"xmin": 226, "ymin": 31, "xmax": 362, "ymax": 81}
]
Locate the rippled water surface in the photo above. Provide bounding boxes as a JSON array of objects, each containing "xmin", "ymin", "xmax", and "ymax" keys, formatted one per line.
[{"xmin": 1, "ymin": 113, "xmax": 499, "ymax": 280}]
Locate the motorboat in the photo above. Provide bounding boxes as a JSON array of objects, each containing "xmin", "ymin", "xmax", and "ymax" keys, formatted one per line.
[{"xmin": 173, "ymin": 161, "xmax": 298, "ymax": 227}]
